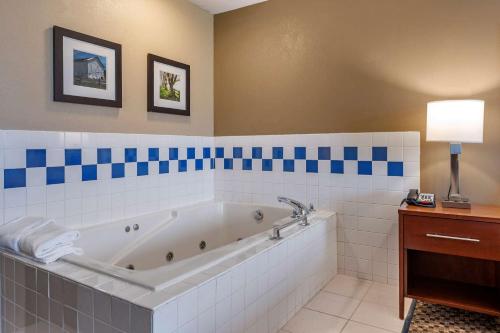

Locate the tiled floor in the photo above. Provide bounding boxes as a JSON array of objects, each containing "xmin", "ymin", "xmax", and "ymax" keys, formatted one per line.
[{"xmin": 280, "ymin": 274, "xmax": 412, "ymax": 333}]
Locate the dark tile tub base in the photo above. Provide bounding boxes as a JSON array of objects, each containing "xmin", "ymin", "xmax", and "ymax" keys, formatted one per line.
[{"xmin": 0, "ymin": 252, "xmax": 152, "ymax": 333}]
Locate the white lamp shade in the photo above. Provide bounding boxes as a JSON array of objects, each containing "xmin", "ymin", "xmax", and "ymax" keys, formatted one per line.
[{"xmin": 426, "ymin": 100, "xmax": 484, "ymax": 143}]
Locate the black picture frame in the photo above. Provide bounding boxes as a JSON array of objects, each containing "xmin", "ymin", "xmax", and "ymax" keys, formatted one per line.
[
  {"xmin": 147, "ymin": 53, "xmax": 190, "ymax": 116},
  {"xmin": 53, "ymin": 26, "xmax": 122, "ymax": 108}
]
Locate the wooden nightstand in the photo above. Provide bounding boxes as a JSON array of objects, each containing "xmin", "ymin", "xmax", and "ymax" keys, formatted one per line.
[{"xmin": 398, "ymin": 203, "xmax": 500, "ymax": 319}]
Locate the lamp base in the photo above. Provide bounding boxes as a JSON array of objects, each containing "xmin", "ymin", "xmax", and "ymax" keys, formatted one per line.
[
  {"xmin": 442, "ymin": 199, "xmax": 471, "ymax": 209},
  {"xmin": 444, "ymin": 144, "xmax": 471, "ymax": 209}
]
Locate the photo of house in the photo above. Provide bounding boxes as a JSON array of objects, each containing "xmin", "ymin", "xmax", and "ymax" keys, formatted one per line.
[{"xmin": 73, "ymin": 50, "xmax": 107, "ymax": 90}]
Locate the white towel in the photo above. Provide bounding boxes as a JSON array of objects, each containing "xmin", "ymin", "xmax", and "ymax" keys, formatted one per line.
[
  {"xmin": 0, "ymin": 216, "xmax": 52, "ymax": 252},
  {"xmin": 0, "ymin": 216, "xmax": 82, "ymax": 264},
  {"xmin": 7, "ymin": 246, "xmax": 83, "ymax": 264},
  {"xmin": 28, "ymin": 245, "xmax": 83, "ymax": 264},
  {"xmin": 19, "ymin": 222, "xmax": 80, "ymax": 259}
]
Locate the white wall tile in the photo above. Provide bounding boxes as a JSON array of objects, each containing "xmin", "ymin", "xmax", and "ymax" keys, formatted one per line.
[
  {"xmin": 154, "ymin": 300, "xmax": 178, "ymax": 333},
  {"xmin": 26, "ymin": 168, "xmax": 45, "ymax": 187},
  {"xmin": 4, "ymin": 149, "xmax": 25, "ymax": 168},
  {"xmin": 198, "ymin": 279, "xmax": 216, "ymax": 314},
  {"xmin": 4, "ymin": 188, "xmax": 26, "ymax": 208},
  {"xmin": 178, "ymin": 288, "xmax": 198, "ymax": 327}
]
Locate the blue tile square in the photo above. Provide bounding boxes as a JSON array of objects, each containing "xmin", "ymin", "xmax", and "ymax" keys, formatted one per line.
[
  {"xmin": 26, "ymin": 149, "xmax": 46, "ymax": 168},
  {"xmin": 148, "ymin": 148, "xmax": 160, "ymax": 161},
  {"xmin": 331, "ymin": 160, "xmax": 344, "ymax": 174},
  {"xmin": 224, "ymin": 158, "xmax": 233, "ymax": 170},
  {"xmin": 159, "ymin": 161, "xmax": 169, "ymax": 174},
  {"xmin": 178, "ymin": 160, "xmax": 187, "ymax": 172},
  {"xmin": 344, "ymin": 147, "xmax": 358, "ymax": 161},
  {"xmin": 97, "ymin": 148, "xmax": 112, "ymax": 164},
  {"xmin": 283, "ymin": 159, "xmax": 294, "ymax": 172},
  {"xmin": 203, "ymin": 147, "xmax": 211, "ymax": 159},
  {"xmin": 272, "ymin": 147, "xmax": 283, "ymax": 159},
  {"xmin": 65, "ymin": 149, "xmax": 82, "ymax": 166},
  {"xmin": 262, "ymin": 159, "xmax": 273, "ymax": 171},
  {"xmin": 372, "ymin": 147, "xmax": 388, "ymax": 161},
  {"xmin": 210, "ymin": 158, "xmax": 215, "ymax": 170},
  {"xmin": 388, "ymin": 162, "xmax": 404, "ymax": 176},
  {"xmin": 187, "ymin": 147, "xmax": 196, "ymax": 160},
  {"xmin": 318, "ymin": 147, "xmax": 331, "ymax": 160},
  {"xmin": 233, "ymin": 147, "xmax": 243, "ymax": 159},
  {"xmin": 215, "ymin": 147, "xmax": 224, "ymax": 158},
  {"xmin": 137, "ymin": 162, "xmax": 149, "ymax": 176},
  {"xmin": 4, "ymin": 169, "xmax": 26, "ymax": 188},
  {"xmin": 46, "ymin": 167, "xmax": 65, "ymax": 185},
  {"xmin": 169, "ymin": 148, "xmax": 178, "ymax": 160},
  {"xmin": 252, "ymin": 147, "xmax": 262, "ymax": 159},
  {"xmin": 306, "ymin": 160, "xmax": 318, "ymax": 173},
  {"xmin": 358, "ymin": 161, "xmax": 372, "ymax": 175},
  {"xmin": 125, "ymin": 148, "xmax": 137, "ymax": 163},
  {"xmin": 195, "ymin": 159, "xmax": 203, "ymax": 171},
  {"xmin": 242, "ymin": 159, "xmax": 252, "ymax": 171},
  {"xmin": 82, "ymin": 165, "xmax": 97, "ymax": 181},
  {"xmin": 294, "ymin": 147, "xmax": 306, "ymax": 160},
  {"xmin": 112, "ymin": 163, "xmax": 125, "ymax": 178}
]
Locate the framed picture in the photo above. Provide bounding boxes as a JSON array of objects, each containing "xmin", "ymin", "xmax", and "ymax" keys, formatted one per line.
[
  {"xmin": 147, "ymin": 53, "xmax": 190, "ymax": 116},
  {"xmin": 53, "ymin": 26, "xmax": 122, "ymax": 107}
]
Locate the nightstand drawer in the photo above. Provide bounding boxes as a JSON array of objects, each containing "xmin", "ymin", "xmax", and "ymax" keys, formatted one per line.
[{"xmin": 404, "ymin": 215, "xmax": 500, "ymax": 261}]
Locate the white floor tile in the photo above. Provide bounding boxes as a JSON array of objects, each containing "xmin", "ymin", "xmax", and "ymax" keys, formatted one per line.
[
  {"xmin": 323, "ymin": 275, "xmax": 371, "ymax": 300},
  {"xmin": 362, "ymin": 282, "xmax": 412, "ymax": 309},
  {"xmin": 283, "ymin": 308, "xmax": 347, "ymax": 333},
  {"xmin": 350, "ymin": 301, "xmax": 405, "ymax": 333},
  {"xmin": 362, "ymin": 282, "xmax": 399, "ymax": 307},
  {"xmin": 341, "ymin": 321, "xmax": 393, "ymax": 333},
  {"xmin": 306, "ymin": 292, "xmax": 360, "ymax": 319}
]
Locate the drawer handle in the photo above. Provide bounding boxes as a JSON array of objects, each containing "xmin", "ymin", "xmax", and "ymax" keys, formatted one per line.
[{"xmin": 425, "ymin": 233, "xmax": 480, "ymax": 243}]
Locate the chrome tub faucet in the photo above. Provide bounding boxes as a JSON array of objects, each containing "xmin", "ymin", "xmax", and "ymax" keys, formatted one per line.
[{"xmin": 272, "ymin": 196, "xmax": 311, "ymax": 240}]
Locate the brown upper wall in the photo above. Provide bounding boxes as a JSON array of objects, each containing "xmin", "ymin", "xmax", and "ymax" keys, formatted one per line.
[
  {"xmin": 0, "ymin": 0, "xmax": 213, "ymax": 136},
  {"xmin": 214, "ymin": 0, "xmax": 500, "ymax": 204}
]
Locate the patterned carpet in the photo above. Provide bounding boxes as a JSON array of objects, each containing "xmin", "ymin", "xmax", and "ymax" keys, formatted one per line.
[{"xmin": 403, "ymin": 300, "xmax": 500, "ymax": 333}]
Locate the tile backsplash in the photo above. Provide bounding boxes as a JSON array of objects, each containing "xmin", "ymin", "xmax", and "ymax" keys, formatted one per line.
[
  {"xmin": 213, "ymin": 132, "xmax": 420, "ymax": 284},
  {"xmin": 0, "ymin": 130, "xmax": 419, "ymax": 284}
]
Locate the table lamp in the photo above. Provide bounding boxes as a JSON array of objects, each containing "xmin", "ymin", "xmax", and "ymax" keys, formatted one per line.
[{"xmin": 426, "ymin": 100, "xmax": 485, "ymax": 209}]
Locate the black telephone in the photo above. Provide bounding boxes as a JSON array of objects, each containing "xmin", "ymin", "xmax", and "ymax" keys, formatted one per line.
[{"xmin": 401, "ymin": 189, "xmax": 436, "ymax": 208}]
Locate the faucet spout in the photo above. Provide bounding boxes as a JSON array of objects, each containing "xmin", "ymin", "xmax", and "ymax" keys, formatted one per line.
[{"xmin": 277, "ymin": 196, "xmax": 310, "ymax": 216}]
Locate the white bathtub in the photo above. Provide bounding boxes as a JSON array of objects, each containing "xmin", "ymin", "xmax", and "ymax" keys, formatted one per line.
[{"xmin": 64, "ymin": 201, "xmax": 295, "ymax": 290}]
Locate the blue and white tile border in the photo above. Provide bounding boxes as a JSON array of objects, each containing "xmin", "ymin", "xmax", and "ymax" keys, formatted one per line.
[
  {"xmin": 0, "ymin": 130, "xmax": 419, "ymax": 284},
  {"xmin": 0, "ymin": 131, "xmax": 215, "ymax": 226}
]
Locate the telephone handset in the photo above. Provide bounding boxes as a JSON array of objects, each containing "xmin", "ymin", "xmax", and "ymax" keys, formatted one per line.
[{"xmin": 401, "ymin": 189, "xmax": 436, "ymax": 208}]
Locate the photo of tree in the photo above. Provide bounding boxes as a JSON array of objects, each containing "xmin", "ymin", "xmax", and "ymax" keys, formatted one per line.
[
  {"xmin": 147, "ymin": 53, "xmax": 189, "ymax": 115},
  {"xmin": 73, "ymin": 50, "xmax": 107, "ymax": 90},
  {"xmin": 159, "ymin": 71, "xmax": 181, "ymax": 101}
]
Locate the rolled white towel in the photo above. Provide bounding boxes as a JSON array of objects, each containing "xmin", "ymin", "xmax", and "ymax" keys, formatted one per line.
[
  {"xmin": 0, "ymin": 216, "xmax": 52, "ymax": 252},
  {"xmin": 29, "ymin": 245, "xmax": 83, "ymax": 264},
  {"xmin": 13, "ymin": 245, "xmax": 83, "ymax": 264},
  {"xmin": 19, "ymin": 222, "xmax": 80, "ymax": 259}
]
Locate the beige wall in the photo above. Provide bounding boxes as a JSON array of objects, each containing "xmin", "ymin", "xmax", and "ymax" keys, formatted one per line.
[
  {"xmin": 214, "ymin": 0, "xmax": 500, "ymax": 205},
  {"xmin": 0, "ymin": 0, "xmax": 213, "ymax": 136}
]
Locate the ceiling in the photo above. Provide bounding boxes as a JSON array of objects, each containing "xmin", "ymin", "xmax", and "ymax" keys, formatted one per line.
[{"xmin": 189, "ymin": 0, "xmax": 268, "ymax": 14}]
